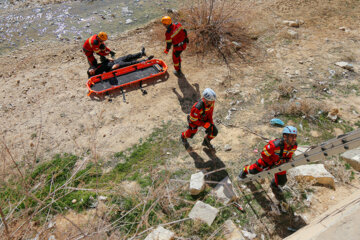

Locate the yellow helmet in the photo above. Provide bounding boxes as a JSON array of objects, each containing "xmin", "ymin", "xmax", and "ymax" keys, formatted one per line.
[
  {"xmin": 161, "ymin": 16, "xmax": 172, "ymax": 25},
  {"xmin": 98, "ymin": 32, "xmax": 108, "ymax": 41}
]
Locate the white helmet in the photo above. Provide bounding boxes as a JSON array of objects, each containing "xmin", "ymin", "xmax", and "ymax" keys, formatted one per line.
[{"xmin": 203, "ymin": 88, "xmax": 216, "ymax": 101}]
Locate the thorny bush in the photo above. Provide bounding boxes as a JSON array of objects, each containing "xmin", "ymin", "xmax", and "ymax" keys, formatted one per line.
[{"xmin": 175, "ymin": 0, "xmax": 252, "ymax": 60}]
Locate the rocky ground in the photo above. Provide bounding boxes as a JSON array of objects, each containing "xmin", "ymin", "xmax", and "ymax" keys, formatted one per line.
[{"xmin": 1, "ymin": 0, "xmax": 360, "ymax": 239}]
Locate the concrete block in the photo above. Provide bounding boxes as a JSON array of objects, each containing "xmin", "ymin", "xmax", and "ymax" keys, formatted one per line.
[
  {"xmin": 223, "ymin": 220, "xmax": 245, "ymax": 240},
  {"xmin": 341, "ymin": 148, "xmax": 360, "ymax": 171},
  {"xmin": 188, "ymin": 201, "xmax": 219, "ymax": 226},
  {"xmin": 190, "ymin": 172, "xmax": 205, "ymax": 195},
  {"xmin": 288, "ymin": 164, "xmax": 335, "ymax": 188},
  {"xmin": 212, "ymin": 176, "xmax": 238, "ymax": 204},
  {"xmin": 144, "ymin": 226, "xmax": 175, "ymax": 240}
]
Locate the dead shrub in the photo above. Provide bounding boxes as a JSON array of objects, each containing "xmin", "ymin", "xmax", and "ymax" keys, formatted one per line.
[
  {"xmin": 271, "ymin": 99, "xmax": 328, "ymax": 119},
  {"xmin": 173, "ymin": 0, "xmax": 255, "ymax": 60},
  {"xmin": 278, "ymin": 84, "xmax": 297, "ymax": 98}
]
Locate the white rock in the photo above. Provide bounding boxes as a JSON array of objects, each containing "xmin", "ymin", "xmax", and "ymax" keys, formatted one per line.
[
  {"xmin": 267, "ymin": 48, "xmax": 275, "ymax": 53},
  {"xmin": 287, "ymin": 30, "xmax": 299, "ymax": 39},
  {"xmin": 224, "ymin": 144, "xmax": 232, "ymax": 152},
  {"xmin": 212, "ymin": 176, "xmax": 238, "ymax": 204},
  {"xmin": 335, "ymin": 62, "xmax": 354, "ymax": 71},
  {"xmin": 125, "ymin": 19, "xmax": 133, "ymax": 24},
  {"xmin": 72, "ymin": 199, "xmax": 77, "ymax": 204},
  {"xmin": 241, "ymin": 230, "xmax": 257, "ymax": 239},
  {"xmin": 98, "ymin": 195, "xmax": 107, "ymax": 201},
  {"xmin": 47, "ymin": 221, "xmax": 55, "ymax": 229},
  {"xmin": 144, "ymin": 226, "xmax": 175, "ymax": 240},
  {"xmin": 48, "ymin": 236, "xmax": 56, "ymax": 240},
  {"xmin": 283, "ymin": 20, "xmax": 300, "ymax": 28},
  {"xmin": 223, "ymin": 220, "xmax": 245, "ymax": 240},
  {"xmin": 288, "ymin": 164, "xmax": 335, "ymax": 188},
  {"xmin": 190, "ymin": 172, "xmax": 206, "ymax": 195},
  {"xmin": 341, "ymin": 148, "xmax": 360, "ymax": 171},
  {"xmin": 188, "ymin": 201, "xmax": 219, "ymax": 226}
]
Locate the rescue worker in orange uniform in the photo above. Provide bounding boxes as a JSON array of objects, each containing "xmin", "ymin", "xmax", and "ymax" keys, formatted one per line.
[
  {"xmin": 238, "ymin": 126, "xmax": 298, "ymax": 198},
  {"xmin": 181, "ymin": 88, "xmax": 218, "ymax": 150},
  {"xmin": 83, "ymin": 32, "xmax": 116, "ymax": 70},
  {"xmin": 161, "ymin": 16, "xmax": 189, "ymax": 77}
]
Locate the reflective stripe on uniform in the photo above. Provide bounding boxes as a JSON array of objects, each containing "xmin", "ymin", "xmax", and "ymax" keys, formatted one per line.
[
  {"xmin": 174, "ymin": 63, "xmax": 180, "ymax": 66},
  {"xmin": 263, "ymin": 147, "xmax": 271, "ymax": 156},
  {"xmin": 171, "ymin": 26, "xmax": 183, "ymax": 39},
  {"xmin": 189, "ymin": 115, "xmax": 198, "ymax": 121},
  {"xmin": 166, "ymin": 39, "xmax": 172, "ymax": 43}
]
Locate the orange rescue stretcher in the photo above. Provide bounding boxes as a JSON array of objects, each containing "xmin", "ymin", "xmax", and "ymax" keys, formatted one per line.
[{"xmin": 86, "ymin": 59, "xmax": 168, "ymax": 97}]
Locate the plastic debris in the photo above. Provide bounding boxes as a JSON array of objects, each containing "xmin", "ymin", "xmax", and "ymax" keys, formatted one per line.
[{"xmin": 270, "ymin": 118, "xmax": 285, "ymax": 127}]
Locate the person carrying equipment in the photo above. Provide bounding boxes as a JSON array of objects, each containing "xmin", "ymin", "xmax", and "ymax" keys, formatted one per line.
[
  {"xmin": 238, "ymin": 126, "xmax": 298, "ymax": 199},
  {"xmin": 87, "ymin": 47, "xmax": 153, "ymax": 77},
  {"xmin": 181, "ymin": 88, "xmax": 218, "ymax": 150},
  {"xmin": 83, "ymin": 32, "xmax": 116, "ymax": 69},
  {"xmin": 161, "ymin": 16, "xmax": 189, "ymax": 77}
]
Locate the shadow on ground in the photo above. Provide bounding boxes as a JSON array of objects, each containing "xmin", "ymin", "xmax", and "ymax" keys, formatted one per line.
[
  {"xmin": 187, "ymin": 146, "xmax": 229, "ymax": 187},
  {"xmin": 172, "ymin": 74, "xmax": 201, "ymax": 114},
  {"xmin": 242, "ymin": 181, "xmax": 307, "ymax": 238}
]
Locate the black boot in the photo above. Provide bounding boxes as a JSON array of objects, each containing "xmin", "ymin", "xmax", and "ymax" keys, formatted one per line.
[
  {"xmin": 238, "ymin": 168, "xmax": 248, "ymax": 179},
  {"xmin": 173, "ymin": 69, "xmax": 184, "ymax": 77},
  {"xmin": 146, "ymin": 55, "xmax": 154, "ymax": 60},
  {"xmin": 181, "ymin": 135, "xmax": 190, "ymax": 150},
  {"xmin": 141, "ymin": 46, "xmax": 146, "ymax": 57},
  {"xmin": 270, "ymin": 179, "xmax": 285, "ymax": 201},
  {"xmin": 202, "ymin": 137, "xmax": 214, "ymax": 150}
]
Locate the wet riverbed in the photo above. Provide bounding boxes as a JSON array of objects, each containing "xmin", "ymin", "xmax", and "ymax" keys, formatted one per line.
[{"xmin": 0, "ymin": 0, "xmax": 179, "ymax": 54}]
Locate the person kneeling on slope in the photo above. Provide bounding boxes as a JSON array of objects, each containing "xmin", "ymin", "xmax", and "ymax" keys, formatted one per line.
[
  {"xmin": 181, "ymin": 88, "xmax": 218, "ymax": 151},
  {"xmin": 238, "ymin": 126, "xmax": 298, "ymax": 200}
]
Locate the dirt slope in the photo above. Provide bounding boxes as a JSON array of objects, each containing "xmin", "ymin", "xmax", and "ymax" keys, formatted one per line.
[{"xmin": 1, "ymin": 0, "xmax": 360, "ymax": 239}]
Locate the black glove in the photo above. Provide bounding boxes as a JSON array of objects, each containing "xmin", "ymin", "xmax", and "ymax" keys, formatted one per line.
[
  {"xmin": 110, "ymin": 51, "xmax": 116, "ymax": 58},
  {"xmin": 185, "ymin": 37, "xmax": 189, "ymax": 43},
  {"xmin": 100, "ymin": 55, "xmax": 108, "ymax": 63}
]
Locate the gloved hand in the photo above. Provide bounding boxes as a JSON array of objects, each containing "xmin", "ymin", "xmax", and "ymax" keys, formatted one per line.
[
  {"xmin": 110, "ymin": 51, "xmax": 116, "ymax": 58},
  {"xmin": 164, "ymin": 49, "xmax": 169, "ymax": 54}
]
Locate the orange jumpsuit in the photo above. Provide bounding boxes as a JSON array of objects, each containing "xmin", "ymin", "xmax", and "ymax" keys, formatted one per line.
[
  {"xmin": 182, "ymin": 98, "xmax": 218, "ymax": 140},
  {"xmin": 165, "ymin": 22, "xmax": 188, "ymax": 71},
  {"xmin": 83, "ymin": 34, "xmax": 111, "ymax": 67},
  {"xmin": 243, "ymin": 139, "xmax": 297, "ymax": 186}
]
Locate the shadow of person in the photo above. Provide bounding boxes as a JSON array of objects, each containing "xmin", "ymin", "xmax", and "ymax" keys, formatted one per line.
[
  {"xmin": 172, "ymin": 75, "xmax": 201, "ymax": 114},
  {"xmin": 187, "ymin": 148, "xmax": 229, "ymax": 188},
  {"xmin": 243, "ymin": 181, "xmax": 307, "ymax": 238}
]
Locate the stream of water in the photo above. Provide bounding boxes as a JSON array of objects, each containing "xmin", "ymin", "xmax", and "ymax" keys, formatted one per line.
[{"xmin": 0, "ymin": 0, "xmax": 180, "ymax": 54}]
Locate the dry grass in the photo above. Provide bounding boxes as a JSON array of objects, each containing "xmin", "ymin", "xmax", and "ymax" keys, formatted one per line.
[
  {"xmin": 278, "ymin": 84, "xmax": 297, "ymax": 98},
  {"xmin": 271, "ymin": 99, "xmax": 329, "ymax": 119}
]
